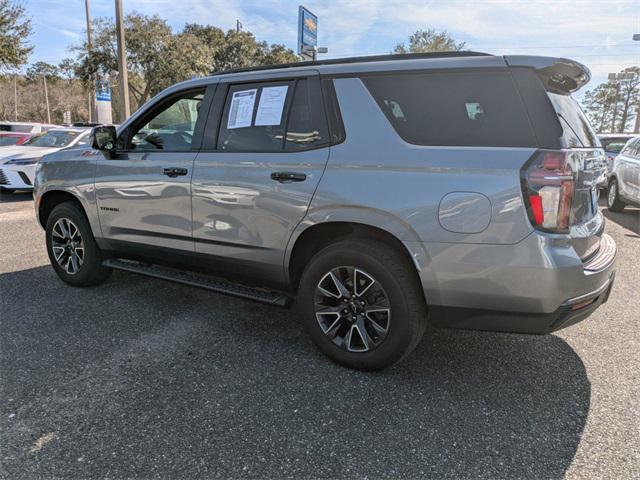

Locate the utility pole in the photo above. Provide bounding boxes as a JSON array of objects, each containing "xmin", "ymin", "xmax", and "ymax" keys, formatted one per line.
[
  {"xmin": 115, "ymin": 0, "xmax": 130, "ymax": 121},
  {"xmin": 13, "ymin": 74, "xmax": 18, "ymax": 121},
  {"xmin": 43, "ymin": 75, "xmax": 51, "ymax": 124},
  {"xmin": 85, "ymin": 0, "xmax": 96, "ymax": 122}
]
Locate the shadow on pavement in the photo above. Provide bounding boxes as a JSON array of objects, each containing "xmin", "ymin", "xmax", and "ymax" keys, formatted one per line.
[
  {"xmin": 0, "ymin": 191, "xmax": 33, "ymax": 203},
  {"xmin": 1, "ymin": 265, "xmax": 590, "ymax": 479}
]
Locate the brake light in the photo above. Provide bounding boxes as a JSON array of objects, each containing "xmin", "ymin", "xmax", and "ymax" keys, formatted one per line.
[{"xmin": 522, "ymin": 150, "xmax": 575, "ymax": 232}]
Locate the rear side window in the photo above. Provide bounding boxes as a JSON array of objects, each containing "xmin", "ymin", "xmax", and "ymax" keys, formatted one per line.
[
  {"xmin": 622, "ymin": 138, "xmax": 640, "ymax": 158},
  {"xmin": 285, "ymin": 79, "xmax": 329, "ymax": 151},
  {"xmin": 217, "ymin": 81, "xmax": 293, "ymax": 152},
  {"xmin": 546, "ymin": 93, "xmax": 599, "ymax": 148},
  {"xmin": 216, "ymin": 78, "xmax": 328, "ymax": 152},
  {"xmin": 361, "ymin": 71, "xmax": 536, "ymax": 147}
]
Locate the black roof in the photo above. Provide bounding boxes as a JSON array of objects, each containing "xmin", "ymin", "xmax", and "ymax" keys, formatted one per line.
[{"xmin": 210, "ymin": 51, "xmax": 492, "ymax": 76}]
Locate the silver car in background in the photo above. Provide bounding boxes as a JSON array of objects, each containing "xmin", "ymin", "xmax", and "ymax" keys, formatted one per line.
[
  {"xmin": 33, "ymin": 52, "xmax": 616, "ymax": 370},
  {"xmin": 607, "ymin": 136, "xmax": 640, "ymax": 211}
]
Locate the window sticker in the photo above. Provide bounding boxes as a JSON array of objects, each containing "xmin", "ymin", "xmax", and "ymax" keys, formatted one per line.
[
  {"xmin": 465, "ymin": 102, "xmax": 485, "ymax": 120},
  {"xmin": 227, "ymin": 89, "xmax": 257, "ymax": 129},
  {"xmin": 255, "ymin": 86, "xmax": 289, "ymax": 126}
]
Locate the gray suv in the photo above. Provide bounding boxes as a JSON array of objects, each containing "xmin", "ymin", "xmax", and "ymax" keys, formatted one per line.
[{"xmin": 34, "ymin": 52, "xmax": 616, "ymax": 370}]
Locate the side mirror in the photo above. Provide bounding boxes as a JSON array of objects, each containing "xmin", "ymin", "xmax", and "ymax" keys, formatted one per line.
[{"xmin": 92, "ymin": 125, "xmax": 117, "ymax": 154}]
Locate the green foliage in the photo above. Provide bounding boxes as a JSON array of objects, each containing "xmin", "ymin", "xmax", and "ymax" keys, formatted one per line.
[
  {"xmin": 73, "ymin": 13, "xmax": 298, "ymax": 110},
  {"xmin": 394, "ymin": 29, "xmax": 466, "ymax": 54},
  {"xmin": 0, "ymin": 0, "xmax": 33, "ymax": 71},
  {"xmin": 26, "ymin": 61, "xmax": 60, "ymax": 81},
  {"xmin": 582, "ymin": 67, "xmax": 640, "ymax": 133}
]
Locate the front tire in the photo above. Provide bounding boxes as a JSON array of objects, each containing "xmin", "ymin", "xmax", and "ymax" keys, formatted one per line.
[
  {"xmin": 607, "ymin": 178, "xmax": 626, "ymax": 212},
  {"xmin": 298, "ymin": 239, "xmax": 427, "ymax": 371},
  {"xmin": 46, "ymin": 202, "xmax": 112, "ymax": 286}
]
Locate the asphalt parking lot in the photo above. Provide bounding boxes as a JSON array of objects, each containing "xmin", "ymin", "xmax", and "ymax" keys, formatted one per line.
[{"xmin": 0, "ymin": 191, "xmax": 638, "ymax": 479}]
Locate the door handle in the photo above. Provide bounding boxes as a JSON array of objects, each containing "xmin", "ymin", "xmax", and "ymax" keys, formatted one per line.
[
  {"xmin": 162, "ymin": 167, "xmax": 188, "ymax": 178},
  {"xmin": 270, "ymin": 172, "xmax": 307, "ymax": 183}
]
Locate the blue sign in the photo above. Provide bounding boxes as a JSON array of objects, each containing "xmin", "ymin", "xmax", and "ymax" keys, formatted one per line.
[
  {"xmin": 298, "ymin": 5, "xmax": 317, "ymax": 56},
  {"xmin": 95, "ymin": 77, "xmax": 111, "ymax": 102}
]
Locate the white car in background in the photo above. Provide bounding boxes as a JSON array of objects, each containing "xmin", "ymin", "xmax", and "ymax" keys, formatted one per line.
[
  {"xmin": 607, "ymin": 136, "xmax": 640, "ymax": 211},
  {"xmin": 0, "ymin": 128, "xmax": 91, "ymax": 193},
  {"xmin": 0, "ymin": 122, "xmax": 57, "ymax": 134}
]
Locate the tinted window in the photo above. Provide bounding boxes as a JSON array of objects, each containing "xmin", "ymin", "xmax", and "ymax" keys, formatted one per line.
[
  {"xmin": 217, "ymin": 81, "xmax": 293, "ymax": 152},
  {"xmin": 623, "ymin": 138, "xmax": 640, "ymax": 158},
  {"xmin": 129, "ymin": 90, "xmax": 204, "ymax": 151},
  {"xmin": 362, "ymin": 71, "xmax": 536, "ymax": 147},
  {"xmin": 285, "ymin": 79, "xmax": 329, "ymax": 151},
  {"xmin": 547, "ymin": 93, "xmax": 599, "ymax": 148}
]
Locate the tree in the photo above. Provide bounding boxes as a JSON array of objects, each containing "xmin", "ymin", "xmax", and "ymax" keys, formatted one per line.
[
  {"xmin": 614, "ymin": 67, "xmax": 640, "ymax": 132},
  {"xmin": 394, "ymin": 29, "xmax": 465, "ymax": 54},
  {"xmin": 26, "ymin": 61, "xmax": 61, "ymax": 81},
  {"xmin": 583, "ymin": 67, "xmax": 640, "ymax": 133},
  {"xmin": 74, "ymin": 14, "xmax": 298, "ymax": 111},
  {"xmin": 0, "ymin": 0, "xmax": 32, "ymax": 71}
]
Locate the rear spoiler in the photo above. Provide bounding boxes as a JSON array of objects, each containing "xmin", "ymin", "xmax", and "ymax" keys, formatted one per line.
[{"xmin": 505, "ymin": 56, "xmax": 591, "ymax": 94}]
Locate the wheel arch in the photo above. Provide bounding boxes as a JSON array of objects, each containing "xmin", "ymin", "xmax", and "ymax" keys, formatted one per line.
[
  {"xmin": 286, "ymin": 210, "xmax": 432, "ymax": 298},
  {"xmin": 38, "ymin": 190, "xmax": 90, "ymax": 229}
]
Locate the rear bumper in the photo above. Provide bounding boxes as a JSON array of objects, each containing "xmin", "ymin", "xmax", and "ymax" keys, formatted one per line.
[
  {"xmin": 429, "ymin": 271, "xmax": 615, "ymax": 334},
  {"xmin": 413, "ymin": 230, "xmax": 617, "ymax": 334}
]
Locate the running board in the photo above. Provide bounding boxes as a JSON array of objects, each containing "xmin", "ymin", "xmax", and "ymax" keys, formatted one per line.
[{"xmin": 102, "ymin": 258, "xmax": 291, "ymax": 307}]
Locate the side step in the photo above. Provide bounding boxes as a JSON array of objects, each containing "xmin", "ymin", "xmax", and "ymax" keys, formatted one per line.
[{"xmin": 103, "ymin": 259, "xmax": 292, "ymax": 307}]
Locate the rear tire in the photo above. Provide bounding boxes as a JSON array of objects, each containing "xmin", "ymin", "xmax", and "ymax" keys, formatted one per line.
[
  {"xmin": 297, "ymin": 239, "xmax": 427, "ymax": 371},
  {"xmin": 607, "ymin": 178, "xmax": 626, "ymax": 212},
  {"xmin": 46, "ymin": 202, "xmax": 112, "ymax": 286}
]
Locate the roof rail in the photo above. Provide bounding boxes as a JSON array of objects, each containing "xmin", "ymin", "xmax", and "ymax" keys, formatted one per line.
[{"xmin": 210, "ymin": 51, "xmax": 492, "ymax": 76}]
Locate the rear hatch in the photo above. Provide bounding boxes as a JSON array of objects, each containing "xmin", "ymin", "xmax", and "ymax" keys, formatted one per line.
[{"xmin": 508, "ymin": 56, "xmax": 607, "ymax": 260}]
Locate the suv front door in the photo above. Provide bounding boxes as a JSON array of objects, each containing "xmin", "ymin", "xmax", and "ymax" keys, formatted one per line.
[
  {"xmin": 95, "ymin": 87, "xmax": 210, "ymax": 252},
  {"xmin": 192, "ymin": 73, "xmax": 331, "ymax": 283}
]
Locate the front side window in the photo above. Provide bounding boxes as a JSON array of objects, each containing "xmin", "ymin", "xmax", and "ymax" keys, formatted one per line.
[
  {"xmin": 362, "ymin": 71, "xmax": 537, "ymax": 148},
  {"xmin": 128, "ymin": 90, "xmax": 204, "ymax": 151},
  {"xmin": 216, "ymin": 78, "xmax": 328, "ymax": 152}
]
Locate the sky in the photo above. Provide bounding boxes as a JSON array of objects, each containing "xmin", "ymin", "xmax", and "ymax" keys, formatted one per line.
[{"xmin": 24, "ymin": 0, "xmax": 640, "ymax": 95}]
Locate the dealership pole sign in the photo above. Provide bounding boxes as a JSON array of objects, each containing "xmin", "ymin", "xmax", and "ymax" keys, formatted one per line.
[
  {"xmin": 298, "ymin": 5, "xmax": 318, "ymax": 61},
  {"xmin": 95, "ymin": 75, "xmax": 113, "ymax": 124}
]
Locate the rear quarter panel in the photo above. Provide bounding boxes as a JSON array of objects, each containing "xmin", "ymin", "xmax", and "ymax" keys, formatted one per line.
[{"xmin": 311, "ymin": 77, "xmax": 536, "ymax": 245}]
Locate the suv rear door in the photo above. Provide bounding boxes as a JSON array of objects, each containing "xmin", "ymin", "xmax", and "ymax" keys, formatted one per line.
[
  {"xmin": 95, "ymin": 87, "xmax": 210, "ymax": 252},
  {"xmin": 191, "ymin": 72, "xmax": 330, "ymax": 284}
]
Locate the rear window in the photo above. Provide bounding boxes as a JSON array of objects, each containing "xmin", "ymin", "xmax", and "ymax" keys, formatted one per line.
[
  {"xmin": 361, "ymin": 71, "xmax": 536, "ymax": 148},
  {"xmin": 546, "ymin": 93, "xmax": 599, "ymax": 148},
  {"xmin": 601, "ymin": 137, "xmax": 631, "ymax": 153}
]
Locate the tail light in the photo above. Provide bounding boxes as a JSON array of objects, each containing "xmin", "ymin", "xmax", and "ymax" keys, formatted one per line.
[{"xmin": 522, "ymin": 150, "xmax": 575, "ymax": 233}]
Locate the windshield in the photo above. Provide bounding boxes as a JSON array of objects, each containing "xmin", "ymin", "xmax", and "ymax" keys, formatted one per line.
[
  {"xmin": 547, "ymin": 93, "xmax": 600, "ymax": 148},
  {"xmin": 22, "ymin": 131, "xmax": 81, "ymax": 148}
]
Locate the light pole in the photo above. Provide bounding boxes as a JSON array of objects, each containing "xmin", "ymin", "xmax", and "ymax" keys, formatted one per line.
[
  {"xmin": 115, "ymin": 0, "xmax": 130, "ymax": 121},
  {"xmin": 13, "ymin": 74, "xmax": 18, "ymax": 121},
  {"xmin": 634, "ymin": 34, "xmax": 640, "ymax": 132},
  {"xmin": 43, "ymin": 75, "xmax": 51, "ymax": 124}
]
